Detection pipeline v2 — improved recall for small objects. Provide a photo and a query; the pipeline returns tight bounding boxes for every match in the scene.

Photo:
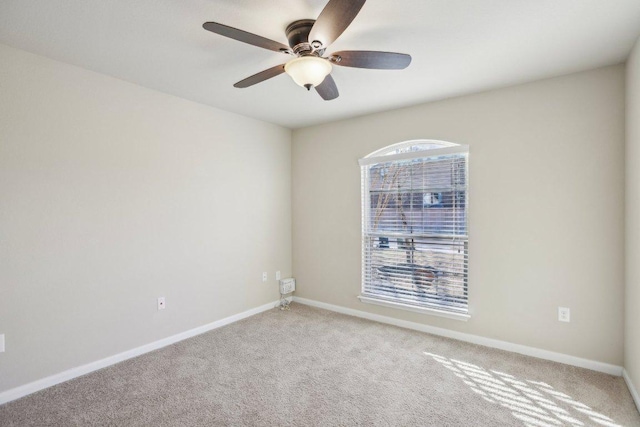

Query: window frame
[358,140,470,321]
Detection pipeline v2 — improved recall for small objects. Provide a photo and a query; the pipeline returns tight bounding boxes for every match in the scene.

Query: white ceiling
[1,0,640,129]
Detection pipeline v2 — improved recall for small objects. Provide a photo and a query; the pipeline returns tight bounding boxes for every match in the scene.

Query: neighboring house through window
[359,140,470,320]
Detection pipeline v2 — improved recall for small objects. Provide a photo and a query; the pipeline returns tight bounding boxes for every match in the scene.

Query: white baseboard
[0,299,282,406]
[1,296,628,408]
[623,369,640,413]
[293,297,623,377]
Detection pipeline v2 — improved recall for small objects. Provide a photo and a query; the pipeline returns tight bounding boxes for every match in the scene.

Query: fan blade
[331,51,411,69]
[315,74,339,100]
[203,22,290,54]
[234,64,286,88]
[309,0,366,48]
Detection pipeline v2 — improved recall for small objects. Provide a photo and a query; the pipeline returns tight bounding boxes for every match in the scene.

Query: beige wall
[626,37,640,391]
[0,44,292,393]
[292,65,626,365]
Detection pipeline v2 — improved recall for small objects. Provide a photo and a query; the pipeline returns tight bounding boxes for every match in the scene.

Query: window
[359,140,469,320]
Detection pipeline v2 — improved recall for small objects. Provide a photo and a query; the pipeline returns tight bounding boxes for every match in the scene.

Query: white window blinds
[360,142,469,315]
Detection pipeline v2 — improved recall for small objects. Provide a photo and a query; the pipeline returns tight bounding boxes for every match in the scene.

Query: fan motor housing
[285,19,317,55]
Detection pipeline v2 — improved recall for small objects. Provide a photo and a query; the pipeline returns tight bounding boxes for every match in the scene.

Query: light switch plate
[158,297,166,310]
[0,334,5,352]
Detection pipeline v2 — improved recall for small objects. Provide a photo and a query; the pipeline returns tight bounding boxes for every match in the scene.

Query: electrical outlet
[276,271,281,280]
[262,272,268,282]
[0,334,4,353]
[558,307,570,322]
[158,297,166,310]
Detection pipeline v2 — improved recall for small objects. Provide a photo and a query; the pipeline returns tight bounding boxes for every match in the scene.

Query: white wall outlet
[157,297,166,310]
[276,271,281,280]
[0,334,4,353]
[262,272,268,282]
[558,307,570,322]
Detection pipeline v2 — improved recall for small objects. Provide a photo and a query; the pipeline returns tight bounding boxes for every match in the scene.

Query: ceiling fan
[202,0,411,101]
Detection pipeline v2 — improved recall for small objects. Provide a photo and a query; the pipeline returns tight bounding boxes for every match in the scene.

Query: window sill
[357,295,470,322]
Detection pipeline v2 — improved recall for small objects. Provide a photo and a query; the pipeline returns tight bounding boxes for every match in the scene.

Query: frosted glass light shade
[284,56,332,88]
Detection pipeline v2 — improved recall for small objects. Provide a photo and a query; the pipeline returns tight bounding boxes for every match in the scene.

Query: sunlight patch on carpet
[424,352,620,427]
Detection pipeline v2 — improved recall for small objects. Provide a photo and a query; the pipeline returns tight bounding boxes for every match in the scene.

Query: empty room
[1,0,640,425]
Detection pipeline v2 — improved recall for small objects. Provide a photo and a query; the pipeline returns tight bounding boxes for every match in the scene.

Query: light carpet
[0,303,638,426]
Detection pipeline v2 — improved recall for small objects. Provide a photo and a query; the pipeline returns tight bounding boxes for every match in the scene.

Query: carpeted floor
[1,303,638,426]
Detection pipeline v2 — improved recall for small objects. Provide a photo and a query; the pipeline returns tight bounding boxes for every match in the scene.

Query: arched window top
[359,139,468,167]
[366,139,460,158]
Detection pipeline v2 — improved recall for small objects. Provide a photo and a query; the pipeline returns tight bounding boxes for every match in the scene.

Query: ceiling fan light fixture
[203,0,411,100]
[284,56,332,89]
